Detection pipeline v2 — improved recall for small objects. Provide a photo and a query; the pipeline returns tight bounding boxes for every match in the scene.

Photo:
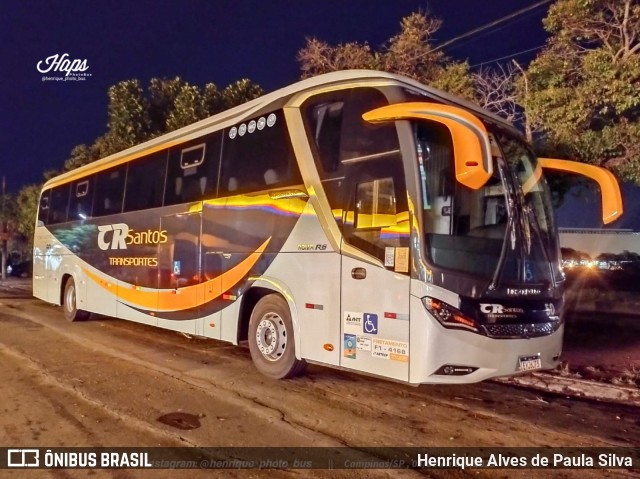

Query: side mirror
[363,102,492,190]
[539,158,623,224]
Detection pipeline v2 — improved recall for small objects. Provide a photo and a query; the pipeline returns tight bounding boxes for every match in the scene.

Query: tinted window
[94,165,126,216]
[343,156,409,265]
[302,88,398,180]
[68,178,94,221]
[124,151,167,212]
[165,132,222,206]
[38,190,50,224]
[219,111,301,195]
[301,88,399,213]
[49,185,70,224]
[355,178,397,230]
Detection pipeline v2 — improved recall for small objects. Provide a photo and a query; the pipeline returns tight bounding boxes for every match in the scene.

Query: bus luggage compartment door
[157,211,204,335]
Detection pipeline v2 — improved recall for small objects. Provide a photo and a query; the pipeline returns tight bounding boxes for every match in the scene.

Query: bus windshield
[415,121,561,289]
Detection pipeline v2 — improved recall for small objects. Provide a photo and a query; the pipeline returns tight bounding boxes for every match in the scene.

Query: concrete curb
[495,372,640,407]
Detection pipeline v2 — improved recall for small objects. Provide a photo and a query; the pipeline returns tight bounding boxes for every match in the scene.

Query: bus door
[157,211,204,334]
[339,158,411,382]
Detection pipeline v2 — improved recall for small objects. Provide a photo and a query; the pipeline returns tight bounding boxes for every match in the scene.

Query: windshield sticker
[394,247,409,273]
[343,334,356,359]
[385,247,395,267]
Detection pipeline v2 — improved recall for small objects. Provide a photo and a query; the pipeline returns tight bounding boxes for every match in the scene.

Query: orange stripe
[83,237,271,312]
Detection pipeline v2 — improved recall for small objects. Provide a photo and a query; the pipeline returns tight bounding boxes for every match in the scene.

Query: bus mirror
[363,102,492,190]
[539,158,623,224]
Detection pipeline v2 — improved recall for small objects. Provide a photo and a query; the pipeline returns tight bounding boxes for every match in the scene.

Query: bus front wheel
[63,277,90,322]
[248,295,305,379]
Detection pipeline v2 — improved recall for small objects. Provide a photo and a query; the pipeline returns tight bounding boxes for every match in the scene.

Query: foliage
[166,83,207,131]
[58,76,264,174]
[221,79,265,110]
[521,0,640,182]
[13,76,264,254]
[297,12,475,100]
[15,185,40,249]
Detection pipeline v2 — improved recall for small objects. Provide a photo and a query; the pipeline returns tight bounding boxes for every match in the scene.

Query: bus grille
[482,322,558,339]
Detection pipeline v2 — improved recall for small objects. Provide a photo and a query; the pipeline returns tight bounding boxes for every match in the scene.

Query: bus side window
[124,151,167,212]
[68,178,94,221]
[38,191,50,225]
[342,157,409,266]
[219,110,300,196]
[165,131,221,206]
[416,122,455,236]
[307,101,344,175]
[48,184,71,224]
[301,87,398,216]
[93,165,126,217]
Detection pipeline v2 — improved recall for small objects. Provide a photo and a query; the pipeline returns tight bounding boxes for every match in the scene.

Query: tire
[63,277,90,322]
[248,295,306,379]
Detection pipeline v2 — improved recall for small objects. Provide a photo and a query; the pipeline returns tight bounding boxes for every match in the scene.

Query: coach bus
[33,70,623,384]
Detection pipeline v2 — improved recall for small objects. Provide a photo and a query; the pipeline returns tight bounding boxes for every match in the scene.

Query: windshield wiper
[488,159,518,290]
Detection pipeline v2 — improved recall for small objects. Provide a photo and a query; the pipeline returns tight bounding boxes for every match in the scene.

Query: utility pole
[1,176,7,280]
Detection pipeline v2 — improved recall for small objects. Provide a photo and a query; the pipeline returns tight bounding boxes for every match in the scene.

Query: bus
[33,70,623,384]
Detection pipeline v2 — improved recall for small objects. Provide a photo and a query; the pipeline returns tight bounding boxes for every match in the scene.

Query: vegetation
[298,2,640,183]
[297,12,475,100]
[12,77,264,247]
[10,0,640,257]
[522,0,640,182]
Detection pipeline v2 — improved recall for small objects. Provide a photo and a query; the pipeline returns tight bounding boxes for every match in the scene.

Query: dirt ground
[0,279,638,478]
[560,311,640,386]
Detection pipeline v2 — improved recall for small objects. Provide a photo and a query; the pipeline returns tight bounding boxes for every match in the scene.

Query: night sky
[2,1,552,193]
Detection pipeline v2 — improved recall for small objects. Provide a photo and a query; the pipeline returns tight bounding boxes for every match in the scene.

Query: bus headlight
[422,297,482,334]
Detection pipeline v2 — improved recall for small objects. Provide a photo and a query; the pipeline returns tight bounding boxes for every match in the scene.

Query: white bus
[33,71,622,384]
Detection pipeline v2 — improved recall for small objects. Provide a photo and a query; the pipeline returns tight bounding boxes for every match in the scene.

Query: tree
[522,0,640,182]
[12,75,264,262]
[166,83,207,131]
[473,65,520,126]
[203,83,224,116]
[15,185,39,251]
[58,76,265,173]
[0,186,16,279]
[297,12,475,100]
[148,77,184,135]
[220,79,264,110]
[63,143,101,172]
[104,79,150,155]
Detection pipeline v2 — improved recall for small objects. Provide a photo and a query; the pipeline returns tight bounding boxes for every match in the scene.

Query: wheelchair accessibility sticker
[363,313,378,335]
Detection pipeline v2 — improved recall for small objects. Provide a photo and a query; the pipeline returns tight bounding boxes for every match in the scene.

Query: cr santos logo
[98,224,129,250]
[97,223,168,250]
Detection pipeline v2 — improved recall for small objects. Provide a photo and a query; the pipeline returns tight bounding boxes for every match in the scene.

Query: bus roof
[43,70,517,190]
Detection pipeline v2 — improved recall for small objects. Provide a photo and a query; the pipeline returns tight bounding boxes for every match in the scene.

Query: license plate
[518,355,542,371]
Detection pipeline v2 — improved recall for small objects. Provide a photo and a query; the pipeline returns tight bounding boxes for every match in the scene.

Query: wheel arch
[238,278,302,359]
[60,273,73,306]
[58,263,88,310]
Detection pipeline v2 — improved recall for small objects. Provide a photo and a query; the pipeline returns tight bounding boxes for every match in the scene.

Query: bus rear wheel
[63,277,90,322]
[248,295,305,379]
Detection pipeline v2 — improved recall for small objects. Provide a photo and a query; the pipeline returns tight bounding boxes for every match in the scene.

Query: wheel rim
[65,283,76,313]
[255,312,287,361]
